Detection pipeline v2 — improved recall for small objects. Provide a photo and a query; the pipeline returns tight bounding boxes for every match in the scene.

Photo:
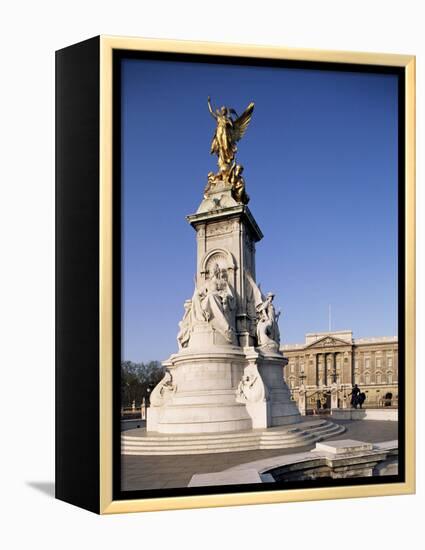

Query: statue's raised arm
[207,96,217,119]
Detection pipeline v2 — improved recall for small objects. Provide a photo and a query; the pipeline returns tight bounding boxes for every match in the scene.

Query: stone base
[147,344,301,434]
[147,345,252,434]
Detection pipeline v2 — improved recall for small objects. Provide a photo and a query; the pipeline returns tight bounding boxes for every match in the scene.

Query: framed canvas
[55,35,415,514]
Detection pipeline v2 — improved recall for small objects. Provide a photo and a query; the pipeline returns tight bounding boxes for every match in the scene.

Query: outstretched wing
[231,102,255,142]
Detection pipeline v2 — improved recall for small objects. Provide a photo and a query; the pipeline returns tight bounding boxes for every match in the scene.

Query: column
[306,354,314,386]
[346,350,353,387]
[318,354,324,387]
[324,353,328,386]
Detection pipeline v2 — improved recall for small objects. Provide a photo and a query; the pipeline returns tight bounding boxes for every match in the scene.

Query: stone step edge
[122,420,329,441]
[121,425,344,450]
[121,422,336,445]
[121,429,346,455]
[121,436,338,456]
[122,430,328,446]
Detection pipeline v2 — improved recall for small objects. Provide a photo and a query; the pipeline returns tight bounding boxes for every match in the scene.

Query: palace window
[376,373,382,384]
[376,358,381,368]
[387,357,393,368]
[388,372,393,384]
[365,373,371,385]
[365,357,370,369]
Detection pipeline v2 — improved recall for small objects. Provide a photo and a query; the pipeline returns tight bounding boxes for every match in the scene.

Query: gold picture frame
[56,35,415,514]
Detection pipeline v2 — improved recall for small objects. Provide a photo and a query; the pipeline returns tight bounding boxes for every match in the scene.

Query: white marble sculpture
[236,364,265,403]
[177,300,192,350]
[177,267,282,352]
[149,369,176,407]
[256,292,281,351]
[190,263,237,345]
[147,185,301,433]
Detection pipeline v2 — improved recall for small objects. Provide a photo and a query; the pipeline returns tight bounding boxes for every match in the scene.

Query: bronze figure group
[206,97,254,205]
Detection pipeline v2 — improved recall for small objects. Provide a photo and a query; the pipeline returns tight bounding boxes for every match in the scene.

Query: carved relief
[235,364,265,403]
[206,220,233,237]
[201,248,235,273]
[204,252,229,278]
[316,337,346,348]
[176,263,238,347]
[150,370,177,407]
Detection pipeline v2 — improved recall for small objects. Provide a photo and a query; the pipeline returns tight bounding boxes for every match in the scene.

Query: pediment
[305,335,352,349]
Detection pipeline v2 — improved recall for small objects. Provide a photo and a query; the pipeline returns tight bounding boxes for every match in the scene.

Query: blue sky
[121,58,398,362]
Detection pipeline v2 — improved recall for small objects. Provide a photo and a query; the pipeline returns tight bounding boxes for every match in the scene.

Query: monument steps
[259,424,345,449]
[124,433,261,445]
[125,419,327,443]
[121,420,345,455]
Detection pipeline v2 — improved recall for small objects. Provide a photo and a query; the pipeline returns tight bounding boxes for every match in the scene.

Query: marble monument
[147,97,302,434]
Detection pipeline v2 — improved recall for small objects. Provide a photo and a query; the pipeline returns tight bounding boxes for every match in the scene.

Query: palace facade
[281,330,398,411]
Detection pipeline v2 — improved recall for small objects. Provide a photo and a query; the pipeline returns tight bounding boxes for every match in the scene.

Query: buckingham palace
[281,330,398,412]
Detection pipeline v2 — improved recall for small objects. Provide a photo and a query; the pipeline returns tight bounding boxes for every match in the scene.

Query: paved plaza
[121,418,398,491]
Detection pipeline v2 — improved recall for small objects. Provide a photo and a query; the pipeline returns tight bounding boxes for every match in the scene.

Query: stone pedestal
[241,349,300,427]
[147,345,251,434]
[147,343,301,434]
[187,183,263,348]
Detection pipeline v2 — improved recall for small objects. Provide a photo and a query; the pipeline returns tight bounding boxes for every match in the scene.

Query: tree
[120,360,164,408]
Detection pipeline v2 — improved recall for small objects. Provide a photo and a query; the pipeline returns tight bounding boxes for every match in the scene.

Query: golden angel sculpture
[207,97,254,174]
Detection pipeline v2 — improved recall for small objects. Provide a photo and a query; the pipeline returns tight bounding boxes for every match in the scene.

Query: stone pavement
[121,418,398,491]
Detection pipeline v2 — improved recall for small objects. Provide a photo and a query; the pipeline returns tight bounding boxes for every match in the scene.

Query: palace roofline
[354,336,398,344]
[281,331,398,350]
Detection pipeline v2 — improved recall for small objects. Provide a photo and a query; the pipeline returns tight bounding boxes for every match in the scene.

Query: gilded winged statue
[207,97,254,174]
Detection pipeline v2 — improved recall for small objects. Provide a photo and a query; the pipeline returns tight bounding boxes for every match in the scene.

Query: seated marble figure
[177,264,237,348]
